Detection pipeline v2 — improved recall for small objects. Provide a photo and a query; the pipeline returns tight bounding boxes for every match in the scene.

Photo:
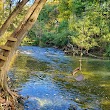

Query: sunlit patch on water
[20,50,32,55]
[19,75,82,110]
[9,46,110,110]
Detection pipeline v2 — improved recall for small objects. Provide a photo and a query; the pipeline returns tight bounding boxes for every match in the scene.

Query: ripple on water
[9,46,110,110]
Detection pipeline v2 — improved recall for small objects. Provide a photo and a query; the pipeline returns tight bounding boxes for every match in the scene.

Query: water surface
[9,46,110,110]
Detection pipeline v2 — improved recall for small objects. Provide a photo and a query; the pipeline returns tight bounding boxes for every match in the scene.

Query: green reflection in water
[10,55,50,88]
[55,57,110,109]
[10,54,110,110]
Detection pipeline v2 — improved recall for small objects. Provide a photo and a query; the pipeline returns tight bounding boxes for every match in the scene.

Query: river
[9,46,110,110]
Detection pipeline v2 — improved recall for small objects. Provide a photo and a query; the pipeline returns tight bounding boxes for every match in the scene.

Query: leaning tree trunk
[0,0,47,108]
[0,0,29,37]
[11,0,41,38]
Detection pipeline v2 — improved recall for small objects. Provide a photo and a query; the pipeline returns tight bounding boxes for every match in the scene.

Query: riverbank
[0,91,24,110]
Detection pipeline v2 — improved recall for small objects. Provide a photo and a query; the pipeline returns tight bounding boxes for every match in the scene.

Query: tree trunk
[11,0,41,38]
[0,0,29,37]
[0,0,47,109]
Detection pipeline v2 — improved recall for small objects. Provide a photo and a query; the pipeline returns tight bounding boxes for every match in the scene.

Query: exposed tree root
[0,88,24,110]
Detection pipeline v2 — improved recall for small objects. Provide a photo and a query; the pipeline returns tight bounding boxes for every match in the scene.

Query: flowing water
[9,46,110,110]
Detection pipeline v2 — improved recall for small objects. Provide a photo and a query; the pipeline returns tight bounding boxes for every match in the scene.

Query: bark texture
[0,0,47,109]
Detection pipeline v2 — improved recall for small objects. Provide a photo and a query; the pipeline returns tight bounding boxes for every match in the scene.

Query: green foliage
[0,32,12,45]
[70,16,98,50]
[40,32,55,47]
[22,26,40,46]
[0,0,3,10]
[21,36,32,46]
[69,0,109,55]
[105,44,110,57]
[25,3,70,48]
[1,0,108,57]
[39,31,69,48]
[58,20,68,32]
[38,4,57,23]
[54,31,69,48]
[28,30,36,39]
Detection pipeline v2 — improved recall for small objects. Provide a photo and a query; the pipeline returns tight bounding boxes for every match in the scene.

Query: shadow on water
[9,46,110,110]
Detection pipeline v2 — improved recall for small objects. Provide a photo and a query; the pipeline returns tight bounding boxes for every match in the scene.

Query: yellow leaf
[0,0,3,10]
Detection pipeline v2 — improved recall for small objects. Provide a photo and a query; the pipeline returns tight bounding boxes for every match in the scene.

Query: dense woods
[0,0,110,57]
[26,0,110,57]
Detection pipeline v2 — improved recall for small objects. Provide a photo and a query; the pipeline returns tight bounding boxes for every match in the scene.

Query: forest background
[0,0,110,57]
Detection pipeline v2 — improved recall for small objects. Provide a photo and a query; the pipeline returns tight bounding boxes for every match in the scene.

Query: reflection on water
[9,46,110,110]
